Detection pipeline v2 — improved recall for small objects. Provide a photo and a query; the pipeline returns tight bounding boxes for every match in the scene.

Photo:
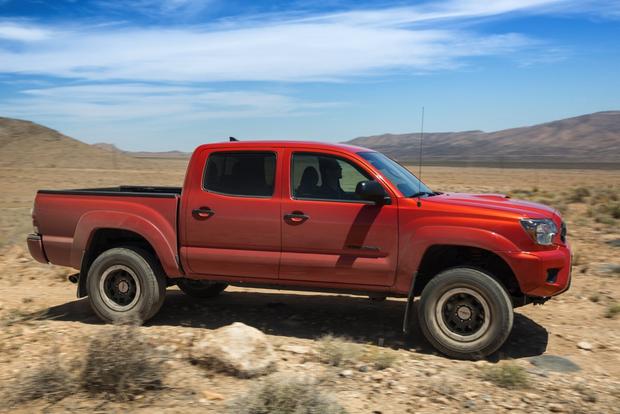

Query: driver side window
[291,153,371,201]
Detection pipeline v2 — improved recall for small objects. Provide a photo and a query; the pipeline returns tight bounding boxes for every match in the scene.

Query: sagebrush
[482,363,529,389]
[1,357,74,406]
[317,335,362,367]
[81,325,164,401]
[230,375,346,414]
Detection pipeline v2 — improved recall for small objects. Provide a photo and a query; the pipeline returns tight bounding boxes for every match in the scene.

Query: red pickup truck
[27,141,571,359]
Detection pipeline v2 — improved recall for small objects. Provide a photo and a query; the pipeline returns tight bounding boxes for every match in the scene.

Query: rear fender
[71,210,181,277]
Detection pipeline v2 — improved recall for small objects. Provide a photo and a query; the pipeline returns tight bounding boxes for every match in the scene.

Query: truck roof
[194,140,373,154]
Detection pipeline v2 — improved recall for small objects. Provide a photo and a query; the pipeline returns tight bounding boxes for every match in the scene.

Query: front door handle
[192,207,215,219]
[284,212,309,223]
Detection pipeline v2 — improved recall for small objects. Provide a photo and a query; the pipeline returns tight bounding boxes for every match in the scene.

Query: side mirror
[355,180,388,204]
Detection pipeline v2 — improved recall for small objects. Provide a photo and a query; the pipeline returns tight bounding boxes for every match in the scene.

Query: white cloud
[0,0,614,83]
[1,83,340,121]
[0,0,580,83]
[95,0,215,17]
[0,22,51,41]
[0,24,530,83]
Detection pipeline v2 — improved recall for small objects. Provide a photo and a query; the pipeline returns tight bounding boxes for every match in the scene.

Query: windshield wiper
[409,191,435,198]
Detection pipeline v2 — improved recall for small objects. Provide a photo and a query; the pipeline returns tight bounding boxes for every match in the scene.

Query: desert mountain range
[1,111,619,168]
[346,111,620,165]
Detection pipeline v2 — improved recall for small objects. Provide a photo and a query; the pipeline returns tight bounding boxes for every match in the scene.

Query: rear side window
[203,152,276,197]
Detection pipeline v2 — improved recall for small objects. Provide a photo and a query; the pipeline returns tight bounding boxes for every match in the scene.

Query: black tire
[417,267,513,360]
[177,279,228,299]
[87,246,166,324]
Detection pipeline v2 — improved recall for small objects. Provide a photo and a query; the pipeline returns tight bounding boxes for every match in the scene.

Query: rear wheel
[87,247,166,324]
[177,279,228,299]
[417,267,513,360]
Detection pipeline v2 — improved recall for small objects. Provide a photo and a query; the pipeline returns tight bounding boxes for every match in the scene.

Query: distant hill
[0,117,161,169]
[93,143,191,159]
[346,111,620,166]
[2,111,619,170]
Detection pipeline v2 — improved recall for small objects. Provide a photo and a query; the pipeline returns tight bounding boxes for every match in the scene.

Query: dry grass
[1,324,165,407]
[605,303,620,319]
[482,363,529,389]
[362,346,399,370]
[586,187,620,228]
[81,325,164,401]
[567,187,591,203]
[317,335,363,367]
[229,374,346,414]
[1,355,74,406]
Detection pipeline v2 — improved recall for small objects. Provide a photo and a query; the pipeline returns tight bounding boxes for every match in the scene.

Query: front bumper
[27,233,48,264]
[503,244,572,297]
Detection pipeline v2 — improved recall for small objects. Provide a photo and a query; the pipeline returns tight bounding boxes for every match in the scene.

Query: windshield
[358,152,432,197]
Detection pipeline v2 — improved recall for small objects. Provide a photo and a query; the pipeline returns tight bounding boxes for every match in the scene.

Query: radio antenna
[417,106,425,207]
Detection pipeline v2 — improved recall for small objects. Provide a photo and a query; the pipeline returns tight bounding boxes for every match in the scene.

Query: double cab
[27,141,571,359]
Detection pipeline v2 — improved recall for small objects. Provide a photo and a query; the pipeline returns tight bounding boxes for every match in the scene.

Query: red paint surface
[29,140,571,298]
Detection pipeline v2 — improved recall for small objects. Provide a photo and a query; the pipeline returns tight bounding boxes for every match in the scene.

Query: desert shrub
[553,201,569,215]
[230,375,346,414]
[363,346,398,370]
[605,303,620,319]
[588,188,620,226]
[482,363,529,389]
[594,214,616,226]
[1,356,73,406]
[81,325,163,401]
[317,335,362,367]
[510,189,535,198]
[573,383,597,403]
[567,187,591,203]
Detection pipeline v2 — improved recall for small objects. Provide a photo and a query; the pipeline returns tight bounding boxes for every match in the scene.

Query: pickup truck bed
[32,185,182,278]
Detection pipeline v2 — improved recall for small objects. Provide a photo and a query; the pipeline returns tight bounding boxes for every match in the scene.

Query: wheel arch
[77,227,169,297]
[412,244,522,298]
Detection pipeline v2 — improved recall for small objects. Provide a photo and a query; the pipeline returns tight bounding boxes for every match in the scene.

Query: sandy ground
[0,163,619,413]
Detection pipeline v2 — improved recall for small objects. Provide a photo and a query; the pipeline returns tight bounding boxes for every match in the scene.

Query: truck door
[280,149,399,286]
[181,148,282,279]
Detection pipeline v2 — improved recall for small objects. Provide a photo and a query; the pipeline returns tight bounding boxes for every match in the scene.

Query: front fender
[394,225,520,292]
[71,210,181,277]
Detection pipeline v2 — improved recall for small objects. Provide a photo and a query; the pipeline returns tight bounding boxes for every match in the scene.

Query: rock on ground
[192,322,277,378]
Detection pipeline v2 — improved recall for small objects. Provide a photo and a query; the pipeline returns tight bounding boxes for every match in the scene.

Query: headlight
[520,218,557,245]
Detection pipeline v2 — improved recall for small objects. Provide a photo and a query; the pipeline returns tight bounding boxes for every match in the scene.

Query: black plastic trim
[38,186,181,199]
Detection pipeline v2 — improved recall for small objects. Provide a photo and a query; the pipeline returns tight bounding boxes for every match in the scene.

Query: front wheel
[418,267,513,360]
[87,247,166,324]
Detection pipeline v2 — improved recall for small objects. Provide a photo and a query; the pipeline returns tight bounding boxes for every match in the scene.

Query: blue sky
[0,0,619,151]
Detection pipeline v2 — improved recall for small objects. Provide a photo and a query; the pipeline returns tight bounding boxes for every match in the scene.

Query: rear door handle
[284,212,309,223]
[192,207,215,219]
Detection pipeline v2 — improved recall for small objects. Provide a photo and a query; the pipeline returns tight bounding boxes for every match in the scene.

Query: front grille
[560,222,567,243]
